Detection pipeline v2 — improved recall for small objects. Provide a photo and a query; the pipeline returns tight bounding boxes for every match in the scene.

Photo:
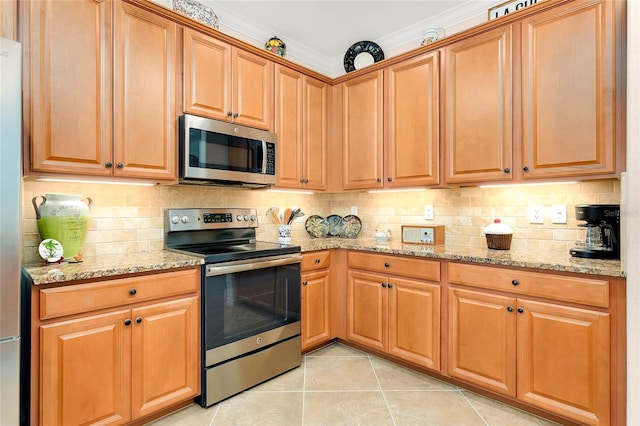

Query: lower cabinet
[35,268,200,426]
[346,252,441,370]
[301,251,331,351]
[447,262,612,426]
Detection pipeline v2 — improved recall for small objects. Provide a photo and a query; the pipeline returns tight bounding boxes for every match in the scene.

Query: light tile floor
[148,343,558,426]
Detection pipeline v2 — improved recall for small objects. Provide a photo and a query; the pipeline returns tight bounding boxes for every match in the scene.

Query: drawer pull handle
[384,262,390,268]
[124,319,132,326]
[507,306,514,312]
[511,279,519,286]
[517,307,524,314]
[315,259,321,263]
[387,283,393,289]
[136,317,143,324]
[381,283,387,288]
[129,288,137,295]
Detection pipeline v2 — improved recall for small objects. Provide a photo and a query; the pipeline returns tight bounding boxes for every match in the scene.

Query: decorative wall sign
[488,0,546,21]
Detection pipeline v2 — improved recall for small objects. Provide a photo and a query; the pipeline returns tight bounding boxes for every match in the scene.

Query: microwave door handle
[259,140,266,173]
[206,255,302,277]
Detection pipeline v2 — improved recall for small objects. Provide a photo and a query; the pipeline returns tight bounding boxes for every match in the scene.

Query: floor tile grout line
[207,400,220,426]
[459,389,490,426]
[301,354,307,426]
[368,354,398,426]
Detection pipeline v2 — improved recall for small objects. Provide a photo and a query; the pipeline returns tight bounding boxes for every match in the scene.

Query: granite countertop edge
[24,238,624,285]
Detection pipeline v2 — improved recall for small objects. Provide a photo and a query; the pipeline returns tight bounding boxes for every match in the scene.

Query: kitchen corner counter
[24,251,204,285]
[293,237,624,278]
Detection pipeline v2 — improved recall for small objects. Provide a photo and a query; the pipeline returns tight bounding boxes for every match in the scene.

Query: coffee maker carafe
[570,204,620,259]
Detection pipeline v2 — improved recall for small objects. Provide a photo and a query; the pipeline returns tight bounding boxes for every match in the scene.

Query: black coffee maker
[570,204,620,259]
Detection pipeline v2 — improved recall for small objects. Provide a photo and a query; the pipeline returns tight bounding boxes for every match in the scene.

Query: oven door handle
[205,255,302,277]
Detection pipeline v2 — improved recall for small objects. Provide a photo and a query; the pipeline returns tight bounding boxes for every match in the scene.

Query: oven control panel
[166,208,258,232]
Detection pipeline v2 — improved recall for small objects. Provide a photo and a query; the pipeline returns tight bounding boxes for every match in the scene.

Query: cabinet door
[302,76,329,190]
[517,299,610,425]
[131,296,199,419]
[113,2,177,181]
[448,288,517,397]
[342,71,384,190]
[444,26,512,184]
[28,0,113,175]
[385,52,439,187]
[301,270,331,351]
[346,270,386,351]
[521,1,616,179]
[275,65,303,188]
[388,277,440,370]
[40,309,132,426]
[232,48,274,130]
[182,28,232,121]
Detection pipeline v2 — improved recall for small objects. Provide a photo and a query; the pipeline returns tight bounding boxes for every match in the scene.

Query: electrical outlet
[551,204,567,224]
[350,206,358,215]
[528,205,544,224]
[424,205,434,220]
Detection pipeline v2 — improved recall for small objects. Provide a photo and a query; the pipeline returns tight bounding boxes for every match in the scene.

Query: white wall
[626,1,639,423]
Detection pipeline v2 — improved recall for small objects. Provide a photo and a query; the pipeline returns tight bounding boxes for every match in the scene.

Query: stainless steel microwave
[179,114,277,187]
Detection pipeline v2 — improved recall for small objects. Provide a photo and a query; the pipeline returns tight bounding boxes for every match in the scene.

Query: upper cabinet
[385,51,440,187]
[443,26,513,185]
[25,0,177,182]
[520,0,617,179]
[275,65,329,190]
[182,28,274,131]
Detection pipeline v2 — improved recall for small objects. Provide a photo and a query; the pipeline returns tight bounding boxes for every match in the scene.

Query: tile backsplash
[21,179,620,263]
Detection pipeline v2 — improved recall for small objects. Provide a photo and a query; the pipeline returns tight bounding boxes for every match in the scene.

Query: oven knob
[250,215,256,221]
[236,215,244,221]
[256,337,263,345]
[181,216,189,223]
[244,215,250,221]
[171,216,180,224]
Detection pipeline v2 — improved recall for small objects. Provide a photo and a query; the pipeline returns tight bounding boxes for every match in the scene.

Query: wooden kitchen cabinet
[182,27,274,130]
[384,51,440,187]
[447,262,611,425]
[443,25,513,184]
[520,0,617,179]
[347,252,440,370]
[342,71,384,190]
[35,268,200,426]
[275,65,328,190]
[25,0,177,181]
[301,251,331,351]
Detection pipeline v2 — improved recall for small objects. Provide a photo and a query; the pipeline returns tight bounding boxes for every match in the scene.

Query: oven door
[203,255,301,366]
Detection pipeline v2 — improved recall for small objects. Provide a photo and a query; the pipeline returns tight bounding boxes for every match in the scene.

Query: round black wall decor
[343,41,385,73]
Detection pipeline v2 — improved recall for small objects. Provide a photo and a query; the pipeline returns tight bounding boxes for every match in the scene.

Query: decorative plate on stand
[343,41,385,73]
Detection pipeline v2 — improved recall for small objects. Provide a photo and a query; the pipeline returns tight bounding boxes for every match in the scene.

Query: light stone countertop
[24,237,624,286]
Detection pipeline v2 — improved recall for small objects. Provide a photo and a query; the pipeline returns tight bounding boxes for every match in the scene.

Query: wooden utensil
[271,209,281,224]
[283,208,292,225]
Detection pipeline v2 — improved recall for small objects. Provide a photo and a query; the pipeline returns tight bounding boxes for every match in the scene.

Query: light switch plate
[424,205,434,220]
[551,204,567,224]
[529,205,544,224]
[350,206,358,215]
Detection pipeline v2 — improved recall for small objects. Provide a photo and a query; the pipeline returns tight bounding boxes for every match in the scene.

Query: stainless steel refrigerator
[0,37,23,426]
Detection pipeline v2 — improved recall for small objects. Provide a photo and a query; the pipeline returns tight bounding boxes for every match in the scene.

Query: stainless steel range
[165,208,302,407]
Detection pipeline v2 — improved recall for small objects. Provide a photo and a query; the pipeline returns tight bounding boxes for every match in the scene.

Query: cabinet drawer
[447,262,609,308]
[40,268,200,320]
[348,251,440,282]
[301,250,330,271]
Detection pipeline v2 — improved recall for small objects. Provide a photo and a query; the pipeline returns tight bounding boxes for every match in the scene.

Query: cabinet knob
[384,262,390,268]
[136,317,143,324]
[387,177,392,182]
[381,283,387,288]
[387,283,393,289]
[227,111,233,117]
[303,281,308,286]
[376,178,382,183]
[511,279,519,286]
[523,166,530,172]
[124,319,132,326]
[233,113,239,118]
[105,161,113,168]
[304,179,309,183]
[517,307,524,314]
[504,168,510,173]
[129,288,137,295]
[507,306,514,312]
[300,179,305,184]
[116,162,123,169]
[315,259,321,263]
